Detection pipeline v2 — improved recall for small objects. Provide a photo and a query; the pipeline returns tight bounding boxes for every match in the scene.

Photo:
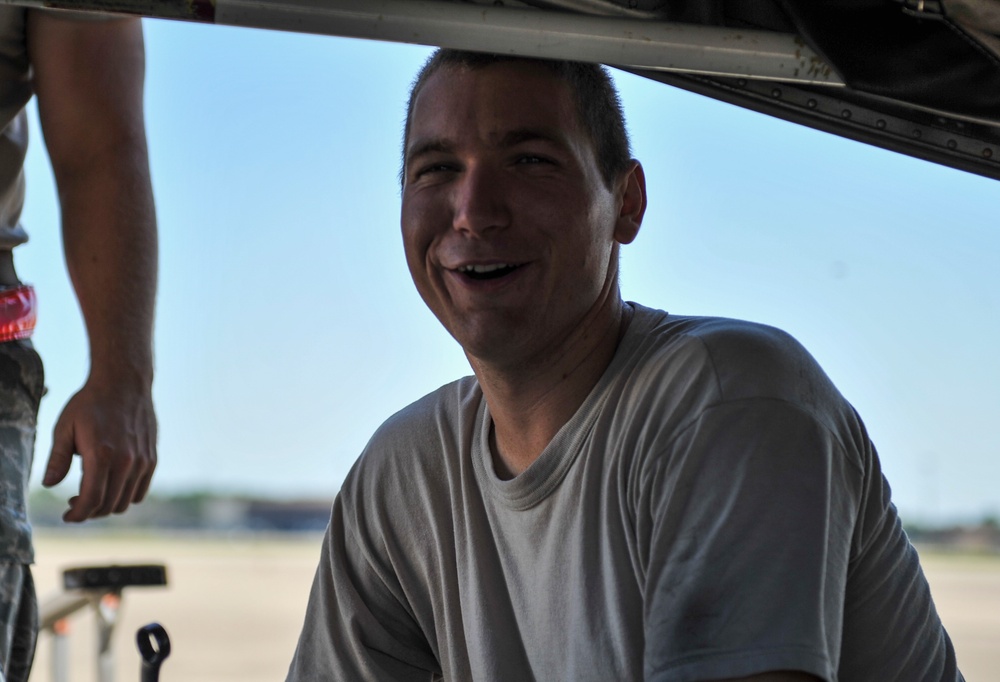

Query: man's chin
[452,325,535,371]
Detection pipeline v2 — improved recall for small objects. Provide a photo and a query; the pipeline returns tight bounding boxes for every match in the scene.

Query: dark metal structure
[3,0,998,179]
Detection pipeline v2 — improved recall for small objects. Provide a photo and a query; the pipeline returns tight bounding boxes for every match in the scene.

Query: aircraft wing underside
[5,0,999,179]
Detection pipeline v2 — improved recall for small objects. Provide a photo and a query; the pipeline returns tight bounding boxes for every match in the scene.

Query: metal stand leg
[96,593,121,682]
[51,619,71,682]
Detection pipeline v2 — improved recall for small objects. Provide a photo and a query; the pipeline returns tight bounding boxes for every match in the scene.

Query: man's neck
[471,297,634,480]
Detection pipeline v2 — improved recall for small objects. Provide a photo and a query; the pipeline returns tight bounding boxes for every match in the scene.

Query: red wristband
[0,285,36,343]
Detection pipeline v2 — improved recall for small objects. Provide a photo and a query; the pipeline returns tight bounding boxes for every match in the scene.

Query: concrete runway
[26,533,998,681]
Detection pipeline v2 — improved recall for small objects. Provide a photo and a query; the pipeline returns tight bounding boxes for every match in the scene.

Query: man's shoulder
[629,306,843,412]
[372,375,480,447]
[636,306,803,354]
[343,375,480,488]
[337,376,481,543]
[623,306,867,477]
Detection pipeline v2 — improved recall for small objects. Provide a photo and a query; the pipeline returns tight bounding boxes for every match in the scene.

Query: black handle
[137,623,171,682]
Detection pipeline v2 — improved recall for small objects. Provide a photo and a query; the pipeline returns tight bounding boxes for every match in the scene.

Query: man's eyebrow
[406,128,570,164]
[405,138,455,165]
[497,128,569,150]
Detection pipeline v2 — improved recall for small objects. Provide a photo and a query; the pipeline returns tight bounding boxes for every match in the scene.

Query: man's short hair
[402,49,633,188]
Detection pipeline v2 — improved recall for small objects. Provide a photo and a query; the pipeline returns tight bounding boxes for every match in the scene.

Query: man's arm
[640,393,856,682]
[27,11,158,522]
[289,494,439,681]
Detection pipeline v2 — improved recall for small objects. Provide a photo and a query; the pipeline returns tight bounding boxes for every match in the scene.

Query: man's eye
[516,155,548,165]
[416,163,455,177]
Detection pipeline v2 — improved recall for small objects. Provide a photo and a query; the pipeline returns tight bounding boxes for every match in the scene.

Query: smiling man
[288,50,963,682]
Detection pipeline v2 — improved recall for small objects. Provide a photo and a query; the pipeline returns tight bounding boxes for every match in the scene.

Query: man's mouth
[456,263,522,281]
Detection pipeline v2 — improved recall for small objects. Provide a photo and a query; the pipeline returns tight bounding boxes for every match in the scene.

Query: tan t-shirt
[0,6,32,252]
[288,305,963,681]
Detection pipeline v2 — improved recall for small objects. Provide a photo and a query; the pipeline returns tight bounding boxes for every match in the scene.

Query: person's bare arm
[27,11,158,522]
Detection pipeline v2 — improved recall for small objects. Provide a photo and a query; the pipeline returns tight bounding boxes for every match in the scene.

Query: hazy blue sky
[18,19,1000,523]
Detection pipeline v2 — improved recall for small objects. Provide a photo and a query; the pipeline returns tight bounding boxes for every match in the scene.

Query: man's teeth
[460,264,513,274]
[458,263,519,280]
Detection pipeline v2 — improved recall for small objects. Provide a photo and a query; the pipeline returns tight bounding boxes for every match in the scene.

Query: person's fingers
[123,419,157,507]
[63,445,112,522]
[132,442,156,504]
[112,460,144,514]
[133,470,153,504]
[94,446,136,517]
[117,424,156,512]
[133,452,155,504]
[43,418,75,487]
[113,491,134,514]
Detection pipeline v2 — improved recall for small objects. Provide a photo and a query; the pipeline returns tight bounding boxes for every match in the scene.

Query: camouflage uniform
[0,339,43,682]
[0,6,46,680]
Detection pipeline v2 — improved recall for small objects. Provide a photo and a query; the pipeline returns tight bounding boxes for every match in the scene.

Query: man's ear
[613,160,646,246]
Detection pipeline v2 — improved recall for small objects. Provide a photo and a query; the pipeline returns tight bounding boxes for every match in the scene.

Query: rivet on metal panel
[876,120,887,129]
[806,99,817,109]
[984,148,994,159]
[840,109,851,119]
[737,79,747,87]
[947,140,957,150]
[771,88,782,98]
[913,129,923,138]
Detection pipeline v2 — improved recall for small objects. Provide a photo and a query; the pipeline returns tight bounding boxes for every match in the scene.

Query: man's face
[401,62,642,368]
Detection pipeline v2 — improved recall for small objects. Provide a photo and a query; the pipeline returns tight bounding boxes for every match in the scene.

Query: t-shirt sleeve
[640,399,862,682]
[286,493,440,681]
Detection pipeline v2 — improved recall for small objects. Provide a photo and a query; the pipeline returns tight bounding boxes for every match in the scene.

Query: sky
[17,18,1000,524]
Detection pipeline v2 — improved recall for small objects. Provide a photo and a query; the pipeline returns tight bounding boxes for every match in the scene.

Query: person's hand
[41,380,157,522]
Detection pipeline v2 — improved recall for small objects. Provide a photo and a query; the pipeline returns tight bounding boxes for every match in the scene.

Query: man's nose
[451,165,509,236]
